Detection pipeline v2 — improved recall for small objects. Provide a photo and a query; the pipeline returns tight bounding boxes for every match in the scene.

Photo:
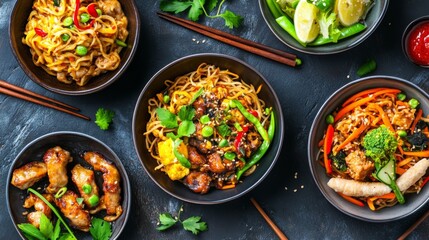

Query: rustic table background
[1,0,429,239]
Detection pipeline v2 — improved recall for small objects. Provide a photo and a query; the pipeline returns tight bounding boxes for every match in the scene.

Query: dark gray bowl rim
[258,0,390,55]
[132,53,284,204]
[8,0,141,95]
[308,75,429,222]
[402,15,429,67]
[6,131,131,239]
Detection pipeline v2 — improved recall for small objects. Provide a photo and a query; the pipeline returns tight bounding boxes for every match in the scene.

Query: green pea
[200,115,210,124]
[163,95,170,104]
[326,114,334,124]
[88,195,99,207]
[224,152,236,160]
[82,184,92,194]
[397,130,407,138]
[80,13,90,23]
[96,9,102,16]
[61,33,70,42]
[397,93,406,101]
[76,45,88,56]
[63,17,73,27]
[219,139,229,147]
[115,39,127,47]
[202,126,214,137]
[409,98,420,109]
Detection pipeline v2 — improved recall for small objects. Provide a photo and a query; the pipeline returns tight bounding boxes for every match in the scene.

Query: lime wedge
[336,0,364,26]
[294,0,320,43]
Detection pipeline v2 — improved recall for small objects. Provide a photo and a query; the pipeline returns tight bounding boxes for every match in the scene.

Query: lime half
[294,0,320,43]
[336,0,364,26]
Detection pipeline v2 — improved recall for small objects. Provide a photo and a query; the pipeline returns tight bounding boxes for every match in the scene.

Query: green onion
[219,139,229,147]
[63,17,73,27]
[224,152,236,160]
[397,93,406,101]
[115,39,127,47]
[82,184,92,194]
[80,13,90,23]
[61,33,70,42]
[55,187,67,198]
[76,45,88,56]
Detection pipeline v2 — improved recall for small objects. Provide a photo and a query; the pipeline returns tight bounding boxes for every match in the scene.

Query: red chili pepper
[323,124,334,174]
[234,125,249,150]
[421,176,429,188]
[34,27,47,37]
[87,3,99,17]
[73,0,95,30]
[249,110,258,118]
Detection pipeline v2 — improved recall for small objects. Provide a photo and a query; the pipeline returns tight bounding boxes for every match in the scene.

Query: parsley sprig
[160,0,243,29]
[157,206,208,235]
[95,108,115,130]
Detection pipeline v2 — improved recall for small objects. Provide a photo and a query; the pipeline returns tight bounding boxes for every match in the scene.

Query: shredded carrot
[342,88,386,107]
[221,184,236,190]
[323,124,334,174]
[398,144,405,156]
[398,157,414,167]
[396,167,406,175]
[396,101,409,107]
[403,151,429,157]
[371,116,381,126]
[335,96,374,122]
[335,123,367,153]
[318,139,324,148]
[367,198,376,211]
[338,193,365,207]
[372,104,394,132]
[411,108,423,133]
[370,192,396,201]
[372,88,401,98]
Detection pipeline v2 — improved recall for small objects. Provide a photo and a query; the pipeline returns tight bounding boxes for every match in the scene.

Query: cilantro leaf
[160,0,192,13]
[178,120,196,137]
[217,123,231,137]
[206,0,218,12]
[182,216,208,235]
[95,108,115,130]
[188,0,204,21]
[90,218,112,240]
[220,10,243,29]
[157,213,177,231]
[58,233,74,240]
[18,223,47,240]
[39,213,54,239]
[51,220,61,240]
[156,108,178,128]
[178,105,195,121]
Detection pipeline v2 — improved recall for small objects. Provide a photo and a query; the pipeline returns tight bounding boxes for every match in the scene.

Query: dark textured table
[1,0,429,239]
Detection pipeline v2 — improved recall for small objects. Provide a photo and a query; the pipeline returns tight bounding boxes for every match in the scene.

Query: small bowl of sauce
[403,16,429,67]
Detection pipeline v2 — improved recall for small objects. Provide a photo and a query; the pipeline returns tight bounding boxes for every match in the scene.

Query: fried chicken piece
[43,146,72,194]
[11,161,47,190]
[183,171,211,194]
[71,164,100,208]
[55,190,91,232]
[83,152,122,221]
[23,193,53,228]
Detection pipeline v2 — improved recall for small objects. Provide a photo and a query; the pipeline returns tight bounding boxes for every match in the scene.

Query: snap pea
[173,139,191,168]
[275,16,306,47]
[266,0,283,19]
[357,59,377,77]
[236,111,275,180]
[309,23,367,46]
[232,100,269,142]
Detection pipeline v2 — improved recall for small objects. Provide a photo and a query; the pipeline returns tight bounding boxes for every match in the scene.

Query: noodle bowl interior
[23,0,128,86]
[144,63,275,194]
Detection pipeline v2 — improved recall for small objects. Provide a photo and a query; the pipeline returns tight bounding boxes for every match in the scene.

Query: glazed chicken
[23,193,53,228]
[55,190,91,232]
[43,146,73,194]
[11,161,47,190]
[71,164,100,208]
[83,151,122,221]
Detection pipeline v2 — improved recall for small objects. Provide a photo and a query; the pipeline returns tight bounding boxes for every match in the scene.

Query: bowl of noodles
[9,0,140,95]
[308,76,429,222]
[132,53,284,204]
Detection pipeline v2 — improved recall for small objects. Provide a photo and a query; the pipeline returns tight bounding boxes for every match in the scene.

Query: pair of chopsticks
[157,12,300,67]
[397,208,429,240]
[0,80,90,121]
[250,198,288,240]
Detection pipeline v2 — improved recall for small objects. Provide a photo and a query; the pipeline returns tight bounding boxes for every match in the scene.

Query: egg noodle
[23,0,128,86]
[144,63,272,193]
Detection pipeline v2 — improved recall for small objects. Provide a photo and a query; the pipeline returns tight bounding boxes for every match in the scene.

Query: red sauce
[407,21,429,65]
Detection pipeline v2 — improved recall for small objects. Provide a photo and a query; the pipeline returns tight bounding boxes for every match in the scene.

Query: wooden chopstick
[250,198,288,240]
[397,208,429,240]
[0,80,90,121]
[157,12,298,67]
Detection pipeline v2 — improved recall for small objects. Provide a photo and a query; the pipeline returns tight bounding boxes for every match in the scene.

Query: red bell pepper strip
[87,3,99,17]
[34,28,47,37]
[323,124,334,174]
[248,110,259,118]
[234,125,249,150]
[73,0,95,30]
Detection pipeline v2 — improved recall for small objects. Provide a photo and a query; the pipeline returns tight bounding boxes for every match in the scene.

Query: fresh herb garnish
[357,59,377,77]
[157,206,208,235]
[95,108,115,130]
[216,123,231,137]
[156,108,179,128]
[160,0,243,29]
[18,212,64,240]
[89,218,112,240]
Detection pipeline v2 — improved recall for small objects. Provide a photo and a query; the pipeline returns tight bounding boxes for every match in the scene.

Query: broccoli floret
[362,125,405,204]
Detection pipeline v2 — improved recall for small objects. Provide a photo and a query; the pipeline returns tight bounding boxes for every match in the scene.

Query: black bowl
[6,131,131,239]
[402,15,429,67]
[132,53,284,204]
[9,0,140,95]
[308,76,429,222]
[258,0,389,55]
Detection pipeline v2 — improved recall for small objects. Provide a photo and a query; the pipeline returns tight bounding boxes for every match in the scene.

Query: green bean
[173,139,191,168]
[236,111,275,180]
[309,23,366,46]
[232,100,269,142]
[275,16,306,47]
[357,59,376,77]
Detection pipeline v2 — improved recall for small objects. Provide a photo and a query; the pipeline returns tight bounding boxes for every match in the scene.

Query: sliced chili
[234,125,249,150]
[421,176,429,188]
[87,3,99,17]
[35,27,47,37]
[323,124,334,174]
[73,0,95,30]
